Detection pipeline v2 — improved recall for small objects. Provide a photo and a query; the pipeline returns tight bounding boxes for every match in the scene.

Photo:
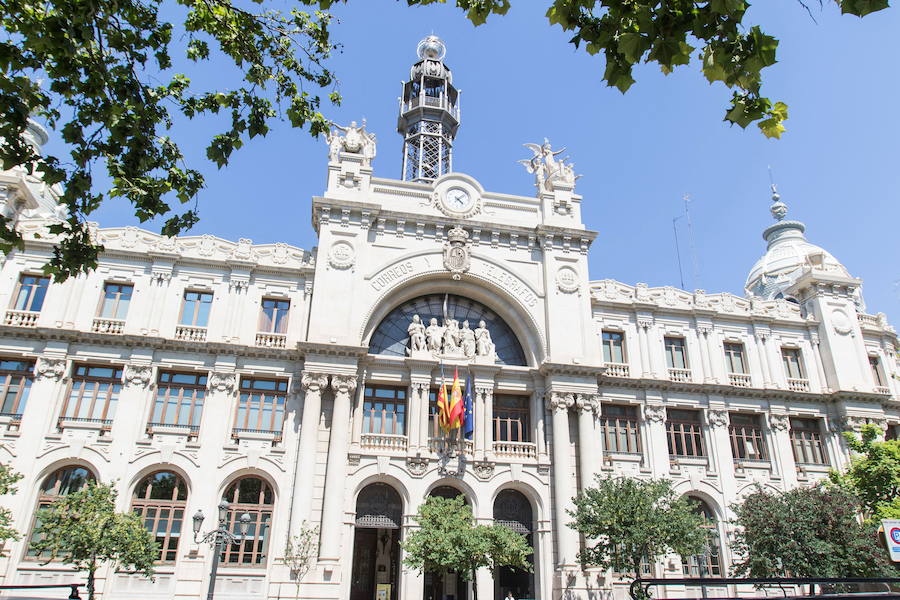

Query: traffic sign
[882,519,900,562]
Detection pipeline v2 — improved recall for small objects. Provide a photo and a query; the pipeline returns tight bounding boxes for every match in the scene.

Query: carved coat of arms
[443,226,470,280]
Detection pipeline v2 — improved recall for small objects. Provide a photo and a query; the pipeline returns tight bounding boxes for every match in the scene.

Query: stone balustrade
[604,362,630,377]
[91,317,125,334]
[4,310,39,328]
[787,377,810,392]
[492,440,537,460]
[360,433,408,452]
[175,325,207,342]
[668,368,692,382]
[728,373,751,388]
[255,332,287,348]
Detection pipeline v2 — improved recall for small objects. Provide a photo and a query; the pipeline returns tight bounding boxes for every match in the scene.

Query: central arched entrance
[351,483,403,600]
[493,489,535,598]
[424,486,470,600]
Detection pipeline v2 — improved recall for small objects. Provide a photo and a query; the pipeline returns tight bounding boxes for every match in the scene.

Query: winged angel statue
[519,138,580,192]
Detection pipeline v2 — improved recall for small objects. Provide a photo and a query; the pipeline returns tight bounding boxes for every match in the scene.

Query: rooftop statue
[325,119,377,165]
[520,138,579,192]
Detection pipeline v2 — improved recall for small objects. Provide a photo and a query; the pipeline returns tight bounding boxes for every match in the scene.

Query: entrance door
[350,528,378,600]
[423,571,469,600]
[351,484,403,600]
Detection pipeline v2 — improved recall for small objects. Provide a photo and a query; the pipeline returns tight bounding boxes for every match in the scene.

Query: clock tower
[397,35,460,182]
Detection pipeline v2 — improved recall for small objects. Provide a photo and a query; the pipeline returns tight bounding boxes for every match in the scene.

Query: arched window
[27,466,94,557]
[368,294,527,366]
[221,477,274,565]
[429,485,467,503]
[682,498,722,576]
[131,471,187,563]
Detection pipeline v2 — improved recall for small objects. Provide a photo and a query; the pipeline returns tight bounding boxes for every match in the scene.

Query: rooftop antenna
[684,194,701,290]
[672,213,686,290]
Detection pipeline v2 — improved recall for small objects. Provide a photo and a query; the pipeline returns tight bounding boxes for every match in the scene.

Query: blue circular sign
[890,527,900,544]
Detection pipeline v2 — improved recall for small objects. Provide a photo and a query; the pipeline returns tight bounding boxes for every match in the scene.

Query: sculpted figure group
[407,314,495,359]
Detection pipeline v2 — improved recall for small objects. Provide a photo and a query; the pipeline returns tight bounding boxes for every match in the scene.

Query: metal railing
[630,576,900,600]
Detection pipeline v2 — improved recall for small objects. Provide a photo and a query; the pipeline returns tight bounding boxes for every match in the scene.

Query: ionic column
[547,392,577,568]
[291,372,328,528]
[416,382,431,451]
[350,371,367,453]
[576,394,599,487]
[767,413,797,487]
[319,374,358,561]
[705,408,730,477]
[642,403,670,476]
[636,317,653,377]
[531,383,548,461]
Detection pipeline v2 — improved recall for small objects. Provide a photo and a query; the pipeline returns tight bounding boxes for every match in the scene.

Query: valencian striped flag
[437,378,450,432]
[447,368,465,430]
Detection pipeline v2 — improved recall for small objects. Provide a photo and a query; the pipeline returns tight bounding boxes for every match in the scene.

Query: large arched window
[682,498,722,576]
[221,477,274,565]
[27,466,95,557]
[131,471,187,563]
[368,294,527,366]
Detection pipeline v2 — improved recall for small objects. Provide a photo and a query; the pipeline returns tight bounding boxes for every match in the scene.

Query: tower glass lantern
[398,35,460,182]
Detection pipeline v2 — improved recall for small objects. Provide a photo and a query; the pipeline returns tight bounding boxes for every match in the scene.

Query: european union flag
[463,374,474,439]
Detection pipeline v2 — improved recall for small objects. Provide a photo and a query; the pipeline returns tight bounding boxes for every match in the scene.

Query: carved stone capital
[301,372,329,393]
[707,409,729,429]
[697,325,713,336]
[35,357,66,381]
[331,374,358,395]
[124,364,153,388]
[208,371,237,394]
[575,394,599,415]
[643,404,665,423]
[410,381,430,396]
[636,318,654,330]
[768,413,789,432]
[545,392,574,412]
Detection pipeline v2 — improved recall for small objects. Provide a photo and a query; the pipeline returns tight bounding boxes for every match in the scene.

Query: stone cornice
[539,361,606,379]
[296,341,368,359]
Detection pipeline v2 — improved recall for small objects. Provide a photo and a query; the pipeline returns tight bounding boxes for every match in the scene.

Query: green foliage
[568,475,706,577]
[401,495,532,581]
[830,424,900,522]
[397,0,889,138]
[31,482,158,600]
[0,463,23,544]
[731,484,897,578]
[1,0,339,280]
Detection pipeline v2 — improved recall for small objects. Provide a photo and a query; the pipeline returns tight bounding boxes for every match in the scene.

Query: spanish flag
[437,379,450,432]
[447,368,464,430]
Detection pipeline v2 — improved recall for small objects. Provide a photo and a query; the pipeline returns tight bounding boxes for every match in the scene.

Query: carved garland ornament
[555,266,580,293]
[768,414,789,431]
[124,364,153,388]
[208,372,237,394]
[36,357,66,380]
[328,240,355,269]
[707,409,729,429]
[643,405,666,423]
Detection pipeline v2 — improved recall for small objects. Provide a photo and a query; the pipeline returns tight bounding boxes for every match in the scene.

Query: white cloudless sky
[46,1,900,324]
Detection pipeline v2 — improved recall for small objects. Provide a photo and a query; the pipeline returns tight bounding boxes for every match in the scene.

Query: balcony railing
[728,373,752,388]
[428,437,474,454]
[605,362,630,377]
[92,317,125,334]
[787,378,810,392]
[668,368,692,382]
[857,313,880,328]
[4,309,39,328]
[361,433,408,452]
[146,422,200,438]
[875,386,891,395]
[231,427,282,443]
[175,325,207,342]
[255,332,287,349]
[492,440,537,460]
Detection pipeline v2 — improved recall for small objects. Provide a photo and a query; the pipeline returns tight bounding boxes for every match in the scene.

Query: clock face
[444,187,473,212]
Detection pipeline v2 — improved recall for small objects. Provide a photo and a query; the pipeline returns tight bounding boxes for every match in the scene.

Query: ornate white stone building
[0,36,896,600]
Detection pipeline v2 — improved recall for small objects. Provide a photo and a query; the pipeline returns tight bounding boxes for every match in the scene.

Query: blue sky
[46,1,900,324]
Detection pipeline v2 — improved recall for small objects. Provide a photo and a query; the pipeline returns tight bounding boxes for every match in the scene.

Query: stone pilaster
[547,391,577,568]
[291,372,328,527]
[576,393,599,487]
[319,374,358,562]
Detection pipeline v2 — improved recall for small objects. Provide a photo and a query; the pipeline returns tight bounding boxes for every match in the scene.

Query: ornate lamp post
[193,500,252,600]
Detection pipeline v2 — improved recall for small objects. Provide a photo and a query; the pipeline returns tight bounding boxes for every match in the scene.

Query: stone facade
[0,37,896,600]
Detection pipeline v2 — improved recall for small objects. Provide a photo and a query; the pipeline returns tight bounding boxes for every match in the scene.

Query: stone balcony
[92,317,125,334]
[175,325,207,342]
[668,368,692,383]
[492,440,536,460]
[728,373,751,388]
[4,309,39,328]
[875,386,891,395]
[604,362,630,377]
[787,377,810,392]
[255,332,287,348]
[360,433,408,453]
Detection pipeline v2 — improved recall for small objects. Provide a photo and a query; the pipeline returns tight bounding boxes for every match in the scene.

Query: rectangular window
[0,359,34,418]
[180,291,213,327]
[724,342,747,374]
[666,409,704,457]
[781,347,805,379]
[789,417,827,465]
[12,275,49,312]
[494,395,530,443]
[729,413,767,461]
[600,404,641,454]
[602,331,625,364]
[869,356,885,387]
[664,337,688,369]
[150,372,207,432]
[234,377,287,437]
[98,283,133,319]
[362,386,407,435]
[61,365,123,426]
[258,298,289,333]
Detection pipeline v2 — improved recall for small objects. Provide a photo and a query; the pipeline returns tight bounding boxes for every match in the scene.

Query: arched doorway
[351,483,403,600]
[424,485,469,600]
[682,497,722,576]
[493,490,535,599]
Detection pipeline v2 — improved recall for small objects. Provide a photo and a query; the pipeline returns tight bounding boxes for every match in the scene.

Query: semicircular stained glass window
[368,294,527,366]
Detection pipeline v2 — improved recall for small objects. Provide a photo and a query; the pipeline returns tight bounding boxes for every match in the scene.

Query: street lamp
[193,500,252,600]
